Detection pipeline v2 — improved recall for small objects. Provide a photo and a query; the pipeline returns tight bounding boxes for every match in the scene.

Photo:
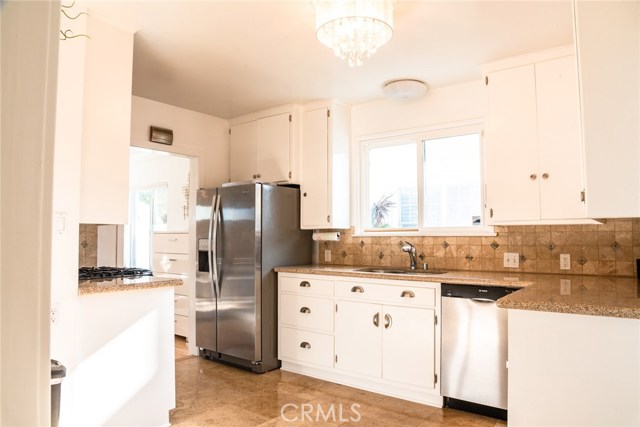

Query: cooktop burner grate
[79,267,153,280]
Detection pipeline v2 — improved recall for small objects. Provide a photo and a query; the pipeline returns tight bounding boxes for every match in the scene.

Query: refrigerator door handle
[212,193,222,298]
[207,194,216,297]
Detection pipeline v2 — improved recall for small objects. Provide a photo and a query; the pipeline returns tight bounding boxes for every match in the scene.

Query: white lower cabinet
[278,273,441,407]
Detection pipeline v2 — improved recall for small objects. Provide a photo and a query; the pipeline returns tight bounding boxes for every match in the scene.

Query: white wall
[1,1,59,425]
[349,80,484,226]
[130,96,230,188]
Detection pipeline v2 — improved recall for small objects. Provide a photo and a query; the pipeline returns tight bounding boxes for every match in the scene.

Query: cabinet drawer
[174,294,189,317]
[153,253,190,275]
[280,275,334,296]
[279,327,334,368]
[153,233,189,254]
[174,314,188,337]
[280,294,334,332]
[335,281,436,307]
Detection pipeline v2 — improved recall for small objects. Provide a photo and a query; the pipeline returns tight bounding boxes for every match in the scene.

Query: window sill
[353,226,496,238]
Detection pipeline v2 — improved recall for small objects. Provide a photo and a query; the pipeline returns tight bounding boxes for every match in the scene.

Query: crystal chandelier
[314,0,394,67]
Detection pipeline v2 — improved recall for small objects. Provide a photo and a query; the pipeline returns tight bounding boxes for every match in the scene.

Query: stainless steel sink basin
[354,267,448,275]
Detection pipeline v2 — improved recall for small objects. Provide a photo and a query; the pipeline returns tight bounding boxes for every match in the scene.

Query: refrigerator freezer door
[195,188,217,352]
[217,183,262,363]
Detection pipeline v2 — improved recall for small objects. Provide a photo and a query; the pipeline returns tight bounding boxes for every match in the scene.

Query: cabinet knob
[300,307,311,314]
[373,312,380,327]
[351,286,364,293]
[529,173,537,181]
[299,281,311,288]
[300,341,311,349]
[303,192,307,197]
[401,290,415,298]
[252,174,257,179]
[256,174,261,178]
[542,173,549,180]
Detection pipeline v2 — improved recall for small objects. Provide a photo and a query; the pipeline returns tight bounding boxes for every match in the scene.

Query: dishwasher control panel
[441,283,520,301]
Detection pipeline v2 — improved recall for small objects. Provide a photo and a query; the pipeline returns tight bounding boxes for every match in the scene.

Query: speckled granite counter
[78,275,183,295]
[275,265,640,319]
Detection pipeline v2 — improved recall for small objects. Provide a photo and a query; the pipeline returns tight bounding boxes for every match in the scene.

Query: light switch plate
[560,254,570,270]
[504,252,520,268]
[324,250,331,262]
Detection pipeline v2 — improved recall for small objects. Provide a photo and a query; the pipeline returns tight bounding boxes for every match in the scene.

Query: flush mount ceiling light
[314,0,394,67]
[383,79,429,100]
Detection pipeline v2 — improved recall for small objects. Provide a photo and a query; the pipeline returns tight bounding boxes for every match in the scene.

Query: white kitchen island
[75,276,181,426]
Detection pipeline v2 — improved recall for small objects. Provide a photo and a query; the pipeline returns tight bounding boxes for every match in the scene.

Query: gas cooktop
[79,267,153,280]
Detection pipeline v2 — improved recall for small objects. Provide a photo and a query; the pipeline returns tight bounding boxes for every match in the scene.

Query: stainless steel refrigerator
[196,183,311,373]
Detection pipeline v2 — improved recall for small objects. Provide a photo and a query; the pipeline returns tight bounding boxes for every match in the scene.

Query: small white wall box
[150,126,174,145]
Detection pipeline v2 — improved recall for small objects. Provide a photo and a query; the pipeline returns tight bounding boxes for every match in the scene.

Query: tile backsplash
[319,219,640,277]
[79,224,98,267]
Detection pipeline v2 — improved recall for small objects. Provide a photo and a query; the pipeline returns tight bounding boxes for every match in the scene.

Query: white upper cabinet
[300,101,350,230]
[573,0,640,218]
[229,106,298,183]
[79,14,134,224]
[484,49,585,224]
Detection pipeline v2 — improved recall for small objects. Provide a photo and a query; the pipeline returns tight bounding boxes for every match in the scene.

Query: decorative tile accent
[519,254,527,262]
[611,241,621,251]
[465,254,474,261]
[419,253,426,261]
[360,240,365,247]
[81,240,89,248]
[578,256,589,265]
[442,241,450,249]
[490,241,499,250]
[547,243,555,251]
[341,250,347,258]
[377,251,385,259]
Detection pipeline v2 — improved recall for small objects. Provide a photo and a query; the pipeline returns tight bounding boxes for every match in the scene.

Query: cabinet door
[335,300,382,377]
[485,65,540,222]
[535,56,585,219]
[256,113,291,182]
[79,15,133,224]
[382,306,435,389]
[300,108,330,229]
[229,121,257,182]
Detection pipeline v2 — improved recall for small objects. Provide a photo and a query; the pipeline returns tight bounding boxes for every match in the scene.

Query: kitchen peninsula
[74,275,181,426]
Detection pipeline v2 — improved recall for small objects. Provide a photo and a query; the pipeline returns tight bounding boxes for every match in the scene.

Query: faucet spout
[401,241,418,270]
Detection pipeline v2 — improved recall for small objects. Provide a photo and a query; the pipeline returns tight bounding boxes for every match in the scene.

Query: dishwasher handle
[471,298,496,303]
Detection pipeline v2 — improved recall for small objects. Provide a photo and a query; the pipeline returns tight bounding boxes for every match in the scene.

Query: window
[360,126,490,236]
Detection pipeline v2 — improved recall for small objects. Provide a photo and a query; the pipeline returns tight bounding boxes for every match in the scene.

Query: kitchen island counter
[275,265,640,319]
[78,275,182,295]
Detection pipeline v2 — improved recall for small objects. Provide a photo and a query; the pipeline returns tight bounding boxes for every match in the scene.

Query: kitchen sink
[354,267,448,275]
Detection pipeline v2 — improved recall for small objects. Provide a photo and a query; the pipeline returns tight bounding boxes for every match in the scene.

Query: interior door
[217,183,261,362]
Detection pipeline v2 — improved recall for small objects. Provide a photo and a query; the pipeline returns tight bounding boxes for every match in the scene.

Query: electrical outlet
[324,250,331,262]
[503,252,520,268]
[560,279,571,295]
[560,254,570,270]
[50,305,59,326]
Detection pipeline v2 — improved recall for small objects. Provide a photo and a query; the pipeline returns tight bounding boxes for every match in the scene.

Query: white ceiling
[87,0,574,119]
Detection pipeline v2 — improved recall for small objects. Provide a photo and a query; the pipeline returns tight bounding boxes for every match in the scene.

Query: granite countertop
[78,275,183,295]
[275,265,640,319]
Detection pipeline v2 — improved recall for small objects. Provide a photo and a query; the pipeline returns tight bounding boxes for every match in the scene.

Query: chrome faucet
[401,241,418,270]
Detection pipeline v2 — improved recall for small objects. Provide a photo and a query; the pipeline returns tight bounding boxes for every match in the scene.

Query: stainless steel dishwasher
[441,283,520,420]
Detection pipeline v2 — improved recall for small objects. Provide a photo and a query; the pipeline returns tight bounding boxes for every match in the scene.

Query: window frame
[355,122,495,237]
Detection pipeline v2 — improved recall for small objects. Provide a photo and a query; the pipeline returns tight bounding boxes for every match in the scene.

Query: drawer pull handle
[401,290,415,298]
[169,258,178,262]
[169,238,178,242]
[351,286,364,293]
[373,312,379,327]
[300,342,311,349]
[299,281,311,288]
[300,307,311,314]
[384,313,392,329]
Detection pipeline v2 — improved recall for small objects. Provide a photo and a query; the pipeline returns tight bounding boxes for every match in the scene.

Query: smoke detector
[383,79,428,100]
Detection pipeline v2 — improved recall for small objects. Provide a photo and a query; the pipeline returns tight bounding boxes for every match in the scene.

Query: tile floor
[170,356,507,427]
